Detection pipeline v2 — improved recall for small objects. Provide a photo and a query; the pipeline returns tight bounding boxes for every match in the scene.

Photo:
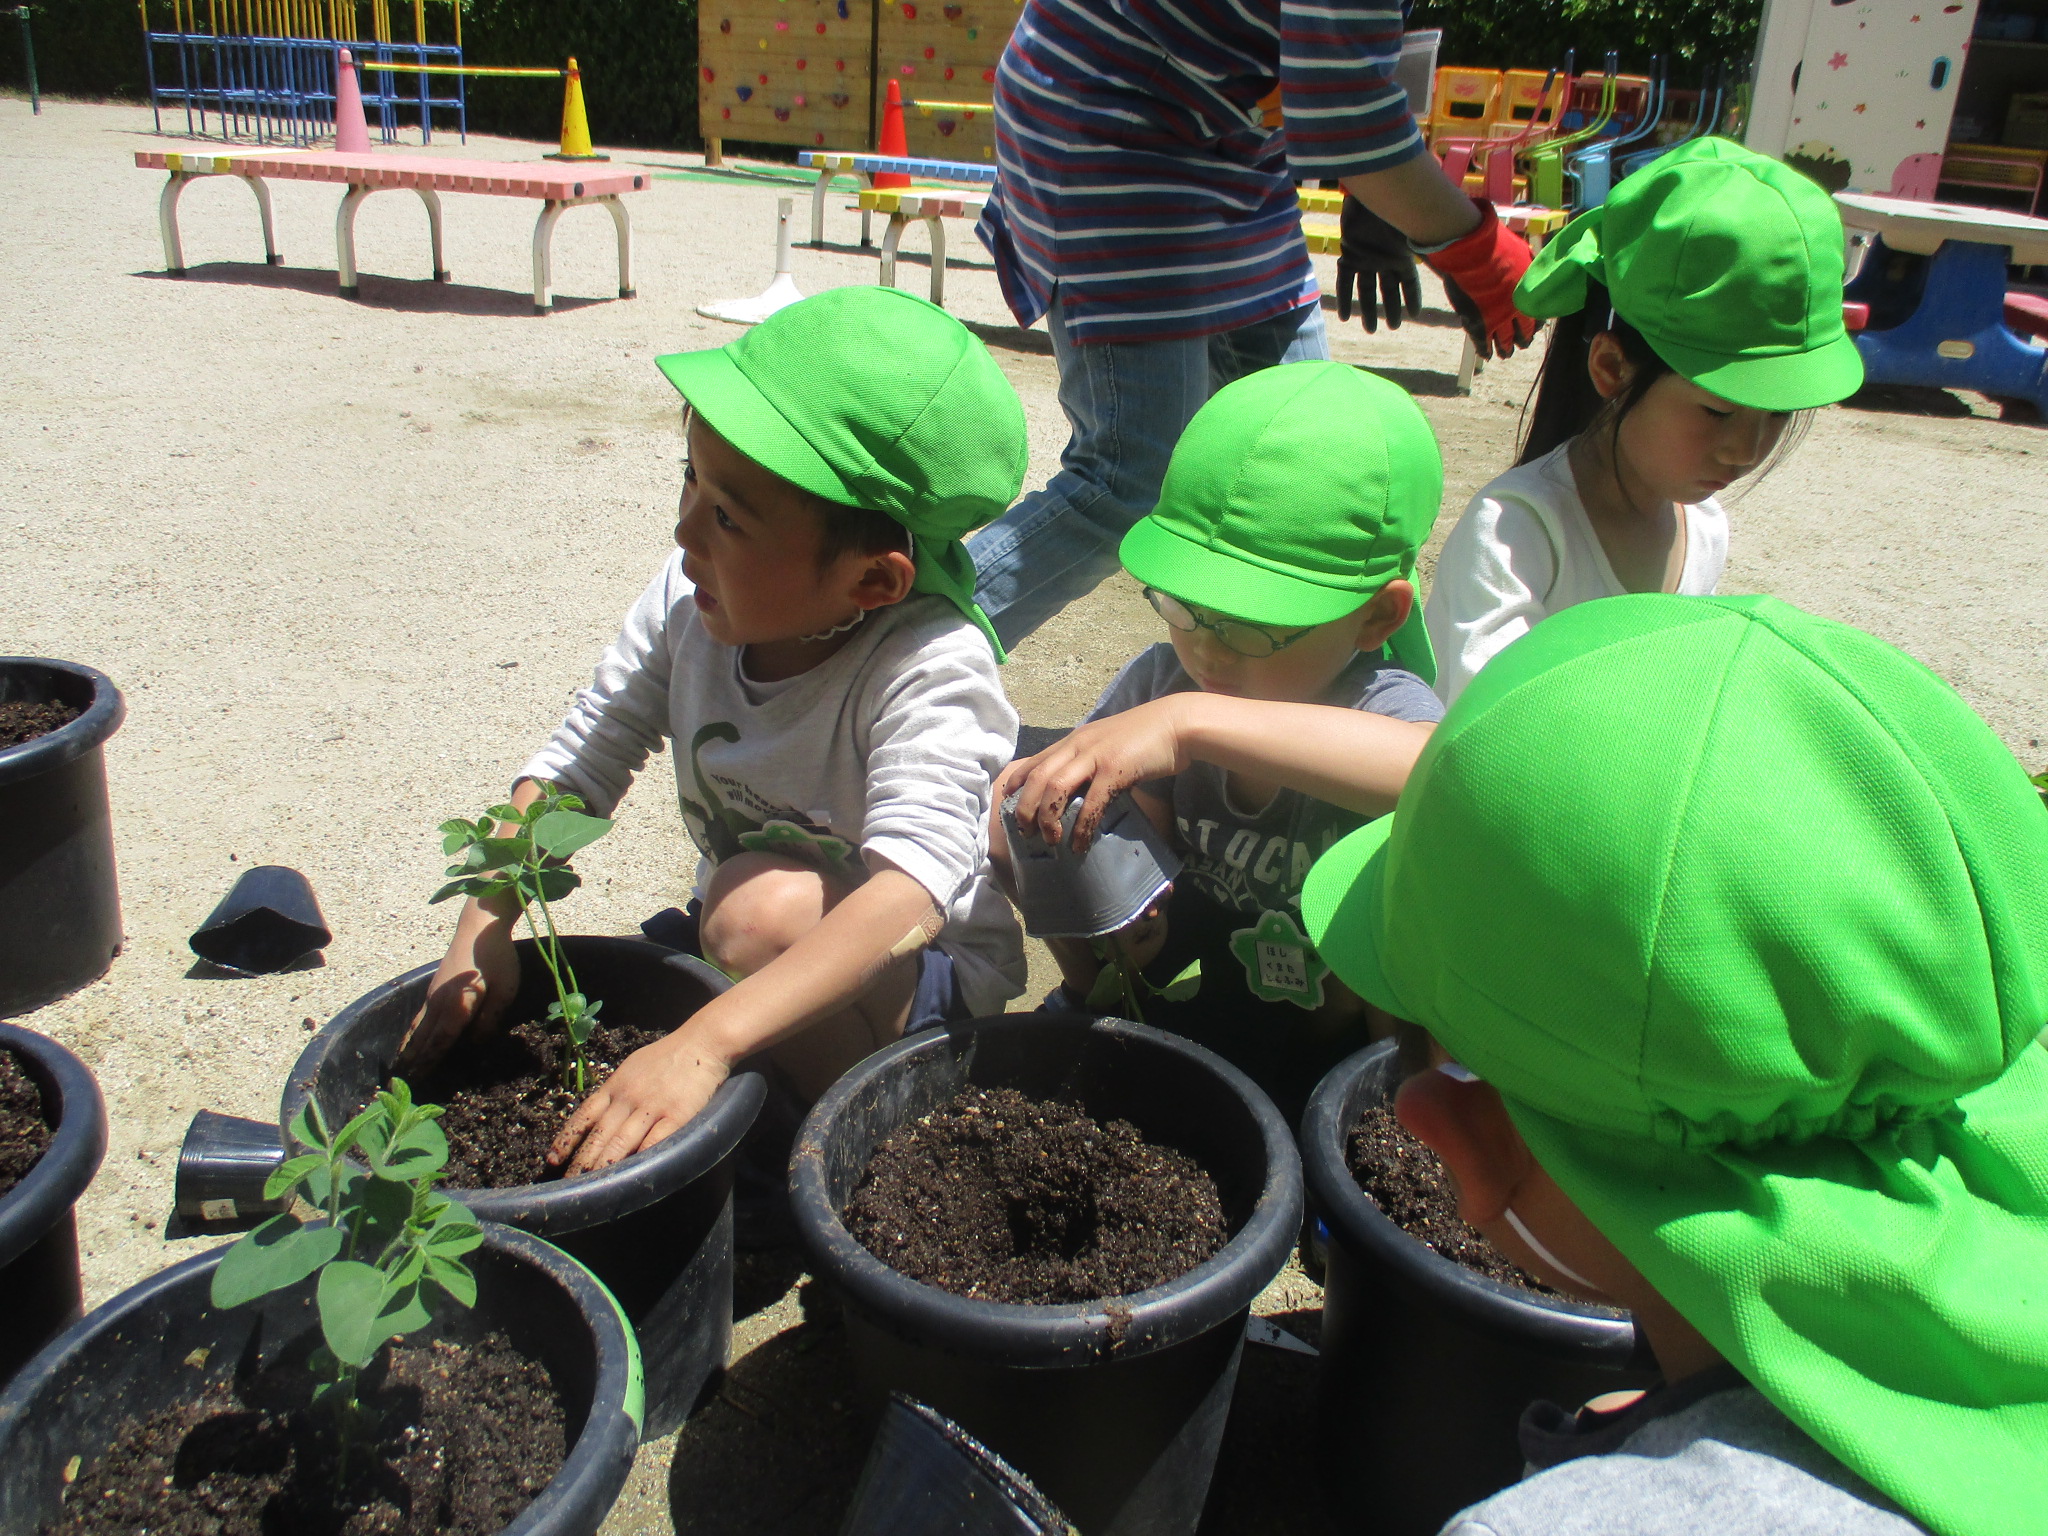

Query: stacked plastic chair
[1568,56,1666,209]
[1526,54,1620,210]
[1617,63,1725,182]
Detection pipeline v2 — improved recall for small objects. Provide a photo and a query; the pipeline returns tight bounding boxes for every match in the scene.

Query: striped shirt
[975,0,1424,345]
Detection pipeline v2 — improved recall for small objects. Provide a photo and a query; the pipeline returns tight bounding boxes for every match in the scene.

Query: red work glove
[1418,198,1537,360]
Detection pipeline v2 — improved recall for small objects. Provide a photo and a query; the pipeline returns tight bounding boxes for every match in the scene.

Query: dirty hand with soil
[547,855,940,1174]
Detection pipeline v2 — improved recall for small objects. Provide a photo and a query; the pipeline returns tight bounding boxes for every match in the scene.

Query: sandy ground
[3,94,2045,1534]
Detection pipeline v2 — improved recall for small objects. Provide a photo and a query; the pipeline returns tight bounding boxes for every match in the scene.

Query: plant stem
[524,849,590,1089]
[1109,936,1145,1024]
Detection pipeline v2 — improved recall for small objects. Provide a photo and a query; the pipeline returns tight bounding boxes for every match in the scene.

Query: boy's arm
[547,858,940,1173]
[1001,693,1433,851]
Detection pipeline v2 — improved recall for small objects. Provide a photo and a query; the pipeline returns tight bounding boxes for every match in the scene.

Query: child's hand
[997,697,1193,851]
[394,906,520,1078]
[548,1034,731,1175]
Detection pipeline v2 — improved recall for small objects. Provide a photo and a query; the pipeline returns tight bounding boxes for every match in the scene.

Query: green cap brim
[1648,327,1866,413]
[654,346,847,504]
[1121,515,1376,628]
[1301,815,1401,1013]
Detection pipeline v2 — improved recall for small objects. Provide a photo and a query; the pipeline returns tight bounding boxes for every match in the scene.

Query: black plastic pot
[793,1013,1302,1536]
[188,863,332,974]
[173,1110,289,1223]
[282,936,765,1439]
[0,1223,641,1535]
[0,658,125,1014]
[842,1394,1070,1536]
[0,1021,108,1388]
[1300,1041,1659,1535]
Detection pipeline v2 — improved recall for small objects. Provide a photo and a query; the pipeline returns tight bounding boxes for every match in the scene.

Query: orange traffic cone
[546,57,610,162]
[334,47,370,153]
[875,77,910,187]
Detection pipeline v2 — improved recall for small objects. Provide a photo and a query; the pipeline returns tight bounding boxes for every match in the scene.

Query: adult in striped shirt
[967,0,1537,648]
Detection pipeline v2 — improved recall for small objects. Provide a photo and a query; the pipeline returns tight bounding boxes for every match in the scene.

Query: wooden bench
[136,148,652,314]
[857,187,988,305]
[798,150,995,247]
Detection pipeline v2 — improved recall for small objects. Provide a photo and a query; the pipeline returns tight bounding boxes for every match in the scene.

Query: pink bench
[136,149,651,314]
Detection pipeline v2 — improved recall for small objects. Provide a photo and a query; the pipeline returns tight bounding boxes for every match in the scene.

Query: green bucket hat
[655,286,1027,659]
[1301,594,2048,1536]
[1119,362,1444,683]
[1516,137,1865,412]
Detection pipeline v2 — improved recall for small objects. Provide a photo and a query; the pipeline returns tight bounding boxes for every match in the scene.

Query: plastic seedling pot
[1300,1041,1659,1536]
[0,1022,108,1388]
[1000,790,1180,940]
[0,658,125,1014]
[792,1013,1302,1536]
[0,1223,641,1536]
[841,1394,1071,1536]
[173,1110,288,1224]
[281,936,765,1439]
[188,863,332,974]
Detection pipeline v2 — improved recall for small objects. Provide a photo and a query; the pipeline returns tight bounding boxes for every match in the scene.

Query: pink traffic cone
[334,48,370,153]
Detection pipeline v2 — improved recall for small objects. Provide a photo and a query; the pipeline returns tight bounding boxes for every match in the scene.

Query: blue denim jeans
[966,294,1331,650]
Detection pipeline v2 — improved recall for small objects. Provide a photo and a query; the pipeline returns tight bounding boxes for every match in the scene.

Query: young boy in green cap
[1303,593,2048,1535]
[1425,137,1865,704]
[399,287,1031,1175]
[998,361,1445,1122]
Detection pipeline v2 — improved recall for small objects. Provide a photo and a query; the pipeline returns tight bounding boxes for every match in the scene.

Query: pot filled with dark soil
[281,936,764,1438]
[0,1021,108,1387]
[0,1222,641,1536]
[792,1013,1302,1536]
[1300,1040,1657,1536]
[0,658,126,1015]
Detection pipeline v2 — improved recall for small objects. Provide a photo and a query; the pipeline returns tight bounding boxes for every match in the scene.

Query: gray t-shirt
[1085,643,1443,918]
[1445,1367,1924,1536]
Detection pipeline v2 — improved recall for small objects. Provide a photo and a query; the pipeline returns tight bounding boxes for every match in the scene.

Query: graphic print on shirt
[1174,809,1355,916]
[677,721,855,874]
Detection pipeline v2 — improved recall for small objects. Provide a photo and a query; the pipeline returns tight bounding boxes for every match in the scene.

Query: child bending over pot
[400,288,1029,1174]
[996,362,1443,1125]
[1424,138,1865,706]
[1302,593,2047,1536]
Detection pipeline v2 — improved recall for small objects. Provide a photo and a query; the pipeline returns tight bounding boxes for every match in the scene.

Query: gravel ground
[3,93,2043,1535]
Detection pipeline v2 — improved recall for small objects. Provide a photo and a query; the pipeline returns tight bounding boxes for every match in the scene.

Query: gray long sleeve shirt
[520,552,1026,1013]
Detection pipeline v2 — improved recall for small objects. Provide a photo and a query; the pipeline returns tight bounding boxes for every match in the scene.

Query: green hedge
[1410,0,1761,73]
[0,0,703,149]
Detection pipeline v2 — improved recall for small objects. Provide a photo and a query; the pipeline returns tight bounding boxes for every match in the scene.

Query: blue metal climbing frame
[141,32,467,145]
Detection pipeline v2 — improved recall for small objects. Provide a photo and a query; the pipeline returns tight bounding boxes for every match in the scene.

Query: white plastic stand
[696,196,805,325]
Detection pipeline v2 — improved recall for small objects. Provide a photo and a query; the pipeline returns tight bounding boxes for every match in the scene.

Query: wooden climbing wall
[876,0,1014,161]
[699,0,876,153]
[698,0,1016,158]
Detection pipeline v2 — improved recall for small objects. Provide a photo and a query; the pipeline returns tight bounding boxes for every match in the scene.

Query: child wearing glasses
[995,361,1444,1122]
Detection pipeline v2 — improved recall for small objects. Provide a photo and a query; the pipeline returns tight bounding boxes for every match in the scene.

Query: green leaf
[288,1101,328,1155]
[483,803,524,824]
[328,1104,382,1162]
[463,837,531,873]
[532,808,613,860]
[380,1118,449,1179]
[425,1253,478,1308]
[438,817,477,838]
[532,866,581,903]
[316,1261,392,1368]
[263,1152,327,1201]
[388,1245,429,1290]
[1154,958,1203,1003]
[1084,964,1126,1012]
[425,1221,484,1257]
[211,1217,344,1309]
[303,1159,360,1209]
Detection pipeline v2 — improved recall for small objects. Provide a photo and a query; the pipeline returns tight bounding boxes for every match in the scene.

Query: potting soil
[43,1330,566,1536]
[413,1015,672,1188]
[0,1046,51,1199]
[0,698,82,750]
[845,1085,1229,1303]
[1345,1102,1554,1294]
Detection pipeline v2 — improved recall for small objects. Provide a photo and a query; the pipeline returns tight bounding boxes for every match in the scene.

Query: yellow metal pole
[412,0,422,43]
[451,0,460,48]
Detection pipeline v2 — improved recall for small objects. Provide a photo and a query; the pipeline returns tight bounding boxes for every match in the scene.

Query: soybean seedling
[432,784,614,1091]
[210,1080,482,1485]
[1086,942,1200,1023]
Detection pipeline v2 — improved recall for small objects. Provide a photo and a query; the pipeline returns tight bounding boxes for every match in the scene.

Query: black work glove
[1335,195,1422,333]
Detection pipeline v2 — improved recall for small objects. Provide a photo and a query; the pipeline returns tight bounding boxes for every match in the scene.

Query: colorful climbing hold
[816,21,826,30]
[719,16,730,30]
[902,2,916,15]
[736,85,752,100]
[944,66,954,78]
[831,91,849,106]
[967,26,978,37]
[923,46,935,58]
[837,0,847,15]
[797,57,807,68]
[982,68,995,82]
[703,66,715,81]
[944,4,961,16]
[723,107,732,119]
[774,18,789,29]
[836,58,846,69]
[773,105,790,121]
[938,119,956,135]
[759,71,769,82]
[902,64,915,74]
[815,132,826,144]
[794,93,807,106]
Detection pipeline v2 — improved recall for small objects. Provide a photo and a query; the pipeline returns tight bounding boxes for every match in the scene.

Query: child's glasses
[1143,588,1318,659]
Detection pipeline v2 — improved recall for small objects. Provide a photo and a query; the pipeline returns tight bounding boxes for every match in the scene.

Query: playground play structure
[135,48,647,312]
